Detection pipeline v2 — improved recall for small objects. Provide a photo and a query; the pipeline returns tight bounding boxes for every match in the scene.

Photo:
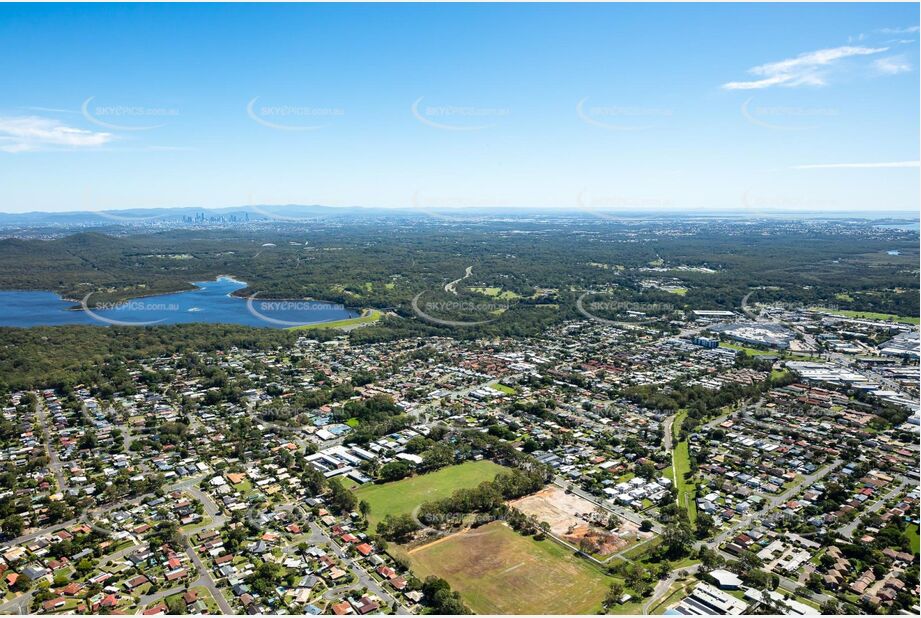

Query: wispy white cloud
[722,45,888,90]
[0,115,114,153]
[877,25,920,35]
[874,55,912,75]
[793,161,920,170]
[22,106,80,115]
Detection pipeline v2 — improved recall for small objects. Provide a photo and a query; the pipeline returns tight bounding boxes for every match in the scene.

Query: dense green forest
[0,219,916,388]
[0,221,917,318]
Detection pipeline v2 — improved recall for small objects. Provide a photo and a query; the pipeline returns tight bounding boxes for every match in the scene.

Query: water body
[875,222,920,231]
[0,276,357,328]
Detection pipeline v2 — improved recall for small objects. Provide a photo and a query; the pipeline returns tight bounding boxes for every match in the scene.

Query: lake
[0,276,358,328]
[875,222,920,231]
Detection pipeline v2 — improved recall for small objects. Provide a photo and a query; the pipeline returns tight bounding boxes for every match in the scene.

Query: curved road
[740,291,758,320]
[643,564,701,614]
[444,266,473,295]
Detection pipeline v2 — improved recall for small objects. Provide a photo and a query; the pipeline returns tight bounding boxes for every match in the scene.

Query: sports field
[808,307,919,325]
[355,460,507,531]
[290,308,382,330]
[408,521,613,614]
[719,342,777,356]
[469,286,522,300]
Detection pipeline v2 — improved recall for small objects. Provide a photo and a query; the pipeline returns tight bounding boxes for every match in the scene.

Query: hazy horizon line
[0,203,919,219]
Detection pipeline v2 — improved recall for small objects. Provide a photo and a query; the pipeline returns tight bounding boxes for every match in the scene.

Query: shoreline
[45,275,351,310]
[0,275,366,328]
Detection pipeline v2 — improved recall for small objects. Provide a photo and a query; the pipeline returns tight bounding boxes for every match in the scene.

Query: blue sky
[0,2,918,214]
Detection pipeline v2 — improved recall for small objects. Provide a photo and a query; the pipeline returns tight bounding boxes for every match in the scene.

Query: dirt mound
[563,524,626,556]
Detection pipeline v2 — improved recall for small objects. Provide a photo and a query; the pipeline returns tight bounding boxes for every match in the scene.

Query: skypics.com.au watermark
[410,190,522,222]
[80,293,178,326]
[411,295,509,327]
[577,98,672,131]
[740,189,838,213]
[91,299,180,312]
[740,97,838,131]
[411,97,510,131]
[576,294,672,326]
[253,300,343,312]
[247,96,345,131]
[585,300,673,313]
[81,97,179,131]
[246,293,351,328]
[575,190,675,221]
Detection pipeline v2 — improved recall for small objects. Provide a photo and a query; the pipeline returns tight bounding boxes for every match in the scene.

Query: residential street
[836,474,913,540]
[0,591,32,615]
[34,399,67,493]
[181,536,235,615]
[642,563,701,615]
[706,458,842,550]
[305,521,409,615]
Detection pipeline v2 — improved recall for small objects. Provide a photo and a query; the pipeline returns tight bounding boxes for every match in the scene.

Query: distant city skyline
[0,2,918,213]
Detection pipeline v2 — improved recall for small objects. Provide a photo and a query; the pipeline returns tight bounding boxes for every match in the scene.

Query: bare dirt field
[509,485,650,556]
